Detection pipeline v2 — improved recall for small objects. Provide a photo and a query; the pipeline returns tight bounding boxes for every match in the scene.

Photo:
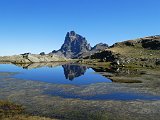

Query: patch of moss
[0,100,57,120]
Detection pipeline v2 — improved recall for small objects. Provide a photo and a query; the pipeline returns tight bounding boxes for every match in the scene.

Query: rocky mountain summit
[52,31,108,58]
[52,31,91,58]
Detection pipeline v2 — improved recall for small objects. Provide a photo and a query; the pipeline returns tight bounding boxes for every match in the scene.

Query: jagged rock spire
[59,31,91,58]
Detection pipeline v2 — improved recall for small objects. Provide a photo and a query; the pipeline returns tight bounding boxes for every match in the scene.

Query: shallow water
[45,90,160,100]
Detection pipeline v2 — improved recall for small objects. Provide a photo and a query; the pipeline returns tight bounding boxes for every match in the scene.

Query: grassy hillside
[85,35,160,68]
[109,44,160,59]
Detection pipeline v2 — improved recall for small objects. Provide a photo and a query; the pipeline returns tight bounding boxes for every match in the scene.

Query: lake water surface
[0,63,160,101]
[0,63,111,85]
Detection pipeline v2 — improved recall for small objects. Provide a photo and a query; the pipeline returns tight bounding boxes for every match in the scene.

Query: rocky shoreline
[0,53,68,64]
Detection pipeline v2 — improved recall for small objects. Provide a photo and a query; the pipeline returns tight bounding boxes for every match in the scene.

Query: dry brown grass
[3,115,58,120]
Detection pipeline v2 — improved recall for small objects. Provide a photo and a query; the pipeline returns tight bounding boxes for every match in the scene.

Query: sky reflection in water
[0,63,112,85]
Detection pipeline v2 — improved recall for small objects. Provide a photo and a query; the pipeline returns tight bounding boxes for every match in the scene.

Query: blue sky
[0,0,160,56]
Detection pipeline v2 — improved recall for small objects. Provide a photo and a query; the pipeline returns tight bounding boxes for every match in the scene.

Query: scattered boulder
[156,59,160,65]
[40,52,45,56]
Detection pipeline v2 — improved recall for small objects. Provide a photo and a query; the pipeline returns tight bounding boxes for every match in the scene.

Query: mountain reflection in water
[0,63,111,85]
[62,64,88,80]
[15,63,89,81]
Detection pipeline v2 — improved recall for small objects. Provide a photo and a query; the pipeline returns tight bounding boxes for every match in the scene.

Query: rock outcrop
[140,35,160,50]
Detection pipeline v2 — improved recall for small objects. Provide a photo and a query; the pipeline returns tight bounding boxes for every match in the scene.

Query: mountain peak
[52,31,108,58]
[66,31,77,41]
[59,31,91,58]
[69,31,76,36]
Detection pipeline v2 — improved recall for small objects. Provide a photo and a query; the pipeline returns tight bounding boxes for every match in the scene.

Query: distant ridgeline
[51,31,109,58]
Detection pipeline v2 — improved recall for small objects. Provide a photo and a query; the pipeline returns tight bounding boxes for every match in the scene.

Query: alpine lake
[0,62,160,120]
